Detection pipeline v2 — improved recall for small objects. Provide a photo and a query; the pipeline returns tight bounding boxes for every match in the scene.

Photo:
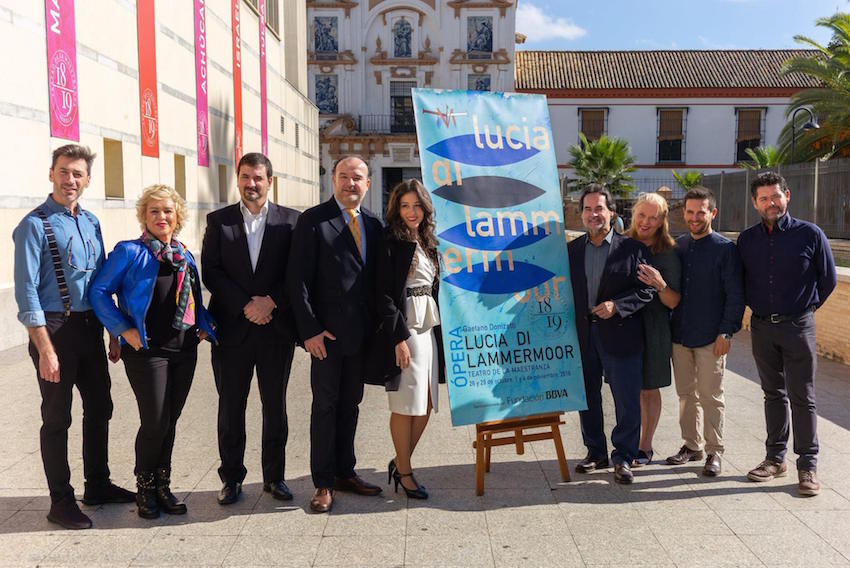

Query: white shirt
[240,199,269,271]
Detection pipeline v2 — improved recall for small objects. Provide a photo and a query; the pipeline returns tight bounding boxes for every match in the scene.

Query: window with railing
[579,108,607,141]
[736,108,765,162]
[657,108,686,163]
[390,81,417,133]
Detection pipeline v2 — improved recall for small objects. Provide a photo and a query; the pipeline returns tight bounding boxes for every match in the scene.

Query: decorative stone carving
[306,0,358,18]
[447,0,512,18]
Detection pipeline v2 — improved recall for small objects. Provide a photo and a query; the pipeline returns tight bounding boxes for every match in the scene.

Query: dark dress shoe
[47,495,92,530]
[575,455,609,474]
[217,481,242,505]
[665,445,705,465]
[81,480,136,505]
[614,463,634,484]
[310,488,333,513]
[334,475,382,496]
[703,454,722,477]
[263,480,294,501]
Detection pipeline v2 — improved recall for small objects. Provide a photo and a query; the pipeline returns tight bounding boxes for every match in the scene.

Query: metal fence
[704,158,850,238]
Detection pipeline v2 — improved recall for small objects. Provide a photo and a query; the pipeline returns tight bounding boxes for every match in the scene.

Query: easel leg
[551,423,571,482]
[475,431,486,496]
[484,432,492,473]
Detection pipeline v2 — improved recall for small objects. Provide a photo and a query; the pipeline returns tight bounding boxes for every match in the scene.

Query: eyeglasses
[68,236,97,272]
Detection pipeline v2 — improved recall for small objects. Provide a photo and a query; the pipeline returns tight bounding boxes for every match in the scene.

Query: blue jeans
[579,323,643,465]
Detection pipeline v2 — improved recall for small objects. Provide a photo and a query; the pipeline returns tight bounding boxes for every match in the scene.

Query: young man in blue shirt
[13,145,133,529]
[738,172,836,496]
[666,187,745,476]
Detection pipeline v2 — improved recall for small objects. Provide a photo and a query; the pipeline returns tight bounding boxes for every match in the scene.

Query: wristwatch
[720,333,732,340]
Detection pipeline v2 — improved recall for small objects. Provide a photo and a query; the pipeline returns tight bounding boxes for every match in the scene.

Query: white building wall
[308,0,516,208]
[0,0,319,350]
[548,96,792,185]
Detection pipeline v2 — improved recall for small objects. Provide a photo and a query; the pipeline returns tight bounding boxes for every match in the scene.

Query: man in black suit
[287,155,383,513]
[567,184,655,484]
[201,152,299,505]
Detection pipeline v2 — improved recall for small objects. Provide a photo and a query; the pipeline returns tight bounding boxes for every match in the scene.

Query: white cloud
[516,3,587,43]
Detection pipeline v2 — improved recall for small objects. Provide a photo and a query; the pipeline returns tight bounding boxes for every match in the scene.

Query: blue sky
[516,0,846,51]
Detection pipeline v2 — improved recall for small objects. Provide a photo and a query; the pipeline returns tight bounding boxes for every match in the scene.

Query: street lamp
[790,107,819,163]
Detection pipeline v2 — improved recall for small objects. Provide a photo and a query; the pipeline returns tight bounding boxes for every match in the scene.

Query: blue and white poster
[412,88,587,427]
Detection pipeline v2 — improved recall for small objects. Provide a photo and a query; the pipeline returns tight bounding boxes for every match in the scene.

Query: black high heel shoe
[388,459,398,485]
[394,472,428,499]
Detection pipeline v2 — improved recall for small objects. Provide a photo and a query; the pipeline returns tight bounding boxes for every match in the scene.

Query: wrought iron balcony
[358,114,416,134]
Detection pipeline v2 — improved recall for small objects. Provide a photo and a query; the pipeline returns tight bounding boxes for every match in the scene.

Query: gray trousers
[750,311,818,471]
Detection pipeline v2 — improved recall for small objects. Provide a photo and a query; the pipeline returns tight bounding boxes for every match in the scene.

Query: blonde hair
[625,192,675,254]
[136,184,187,236]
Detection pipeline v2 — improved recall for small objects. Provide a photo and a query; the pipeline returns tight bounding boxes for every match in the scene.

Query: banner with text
[231,0,243,166]
[137,0,159,157]
[412,89,586,427]
[194,0,209,166]
[44,0,80,141]
[258,0,268,155]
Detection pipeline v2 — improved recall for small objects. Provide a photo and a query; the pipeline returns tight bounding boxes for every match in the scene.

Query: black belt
[752,306,815,324]
[406,285,432,298]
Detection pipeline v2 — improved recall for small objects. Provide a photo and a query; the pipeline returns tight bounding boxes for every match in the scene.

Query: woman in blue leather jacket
[90,184,216,520]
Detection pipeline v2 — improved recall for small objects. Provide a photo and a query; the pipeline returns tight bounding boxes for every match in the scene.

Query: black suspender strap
[34,206,72,317]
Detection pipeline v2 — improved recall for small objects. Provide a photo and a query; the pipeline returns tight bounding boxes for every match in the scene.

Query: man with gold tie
[287,155,384,513]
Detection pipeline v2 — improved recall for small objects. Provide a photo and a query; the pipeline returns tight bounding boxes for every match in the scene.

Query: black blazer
[286,197,383,356]
[369,230,445,388]
[200,202,299,346]
[567,231,655,360]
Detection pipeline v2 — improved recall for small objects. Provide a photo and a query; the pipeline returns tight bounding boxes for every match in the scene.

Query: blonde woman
[90,185,216,518]
[625,193,681,466]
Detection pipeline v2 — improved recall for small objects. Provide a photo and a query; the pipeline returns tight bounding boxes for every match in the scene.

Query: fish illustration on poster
[412,88,587,427]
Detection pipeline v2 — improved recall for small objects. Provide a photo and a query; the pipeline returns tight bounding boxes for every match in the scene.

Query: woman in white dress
[375,179,442,499]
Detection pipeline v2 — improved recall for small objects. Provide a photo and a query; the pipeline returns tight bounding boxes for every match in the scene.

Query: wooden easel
[472,412,570,495]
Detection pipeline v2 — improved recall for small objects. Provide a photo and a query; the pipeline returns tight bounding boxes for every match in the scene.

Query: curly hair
[625,192,675,254]
[385,179,439,258]
[749,171,788,198]
[136,184,187,236]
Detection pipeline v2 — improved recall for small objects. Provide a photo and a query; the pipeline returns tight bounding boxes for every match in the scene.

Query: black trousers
[121,347,197,474]
[212,328,295,483]
[28,312,113,503]
[310,348,365,488]
[751,311,819,470]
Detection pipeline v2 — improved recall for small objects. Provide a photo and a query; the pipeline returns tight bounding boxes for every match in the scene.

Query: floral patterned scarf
[142,231,196,329]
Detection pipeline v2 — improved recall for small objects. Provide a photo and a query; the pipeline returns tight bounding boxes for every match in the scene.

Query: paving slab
[0,328,847,566]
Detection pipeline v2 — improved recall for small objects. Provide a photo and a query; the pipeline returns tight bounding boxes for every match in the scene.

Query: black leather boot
[136,472,160,519]
[155,467,187,515]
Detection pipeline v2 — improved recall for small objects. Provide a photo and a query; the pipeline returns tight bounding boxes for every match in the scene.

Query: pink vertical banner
[231,0,243,166]
[259,0,268,155]
[44,0,80,141]
[194,0,210,166]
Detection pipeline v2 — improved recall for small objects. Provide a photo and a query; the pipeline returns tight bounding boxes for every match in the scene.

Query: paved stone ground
[1,331,849,567]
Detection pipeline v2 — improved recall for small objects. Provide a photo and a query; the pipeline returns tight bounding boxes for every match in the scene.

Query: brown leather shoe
[665,445,705,465]
[798,470,820,496]
[703,454,722,477]
[310,488,333,513]
[747,459,787,482]
[334,475,382,496]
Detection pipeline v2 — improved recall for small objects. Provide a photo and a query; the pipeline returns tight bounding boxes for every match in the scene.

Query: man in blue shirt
[666,187,745,476]
[738,172,836,496]
[12,145,133,529]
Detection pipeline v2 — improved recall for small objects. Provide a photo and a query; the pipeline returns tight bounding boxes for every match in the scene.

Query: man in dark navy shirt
[738,172,836,496]
[666,187,744,477]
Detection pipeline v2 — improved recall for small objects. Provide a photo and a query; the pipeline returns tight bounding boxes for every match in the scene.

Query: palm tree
[567,133,637,197]
[738,146,786,170]
[778,13,850,161]
[672,169,702,191]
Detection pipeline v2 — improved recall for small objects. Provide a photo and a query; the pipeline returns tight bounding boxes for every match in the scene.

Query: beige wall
[0,0,319,350]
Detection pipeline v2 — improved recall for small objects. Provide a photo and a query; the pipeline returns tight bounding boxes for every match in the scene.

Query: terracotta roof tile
[515,50,820,91]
